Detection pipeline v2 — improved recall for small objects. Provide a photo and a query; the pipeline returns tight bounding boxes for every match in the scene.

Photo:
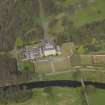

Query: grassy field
[46,72,74,81]
[1,86,105,105]
[53,58,70,71]
[45,67,105,83]
[20,52,93,74]
[37,61,52,73]
[31,87,82,105]
[71,0,105,27]
[80,55,92,65]
[8,87,82,105]
[82,70,105,82]
[89,89,105,105]
[37,57,70,73]
[4,87,105,105]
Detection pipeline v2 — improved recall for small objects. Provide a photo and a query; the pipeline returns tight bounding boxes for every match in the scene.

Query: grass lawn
[45,67,105,83]
[89,89,105,105]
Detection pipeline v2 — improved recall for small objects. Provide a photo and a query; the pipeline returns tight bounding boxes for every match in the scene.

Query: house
[42,38,61,56]
[21,45,43,60]
[20,38,61,60]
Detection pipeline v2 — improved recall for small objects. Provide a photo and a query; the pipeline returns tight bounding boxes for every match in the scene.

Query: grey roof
[42,39,56,51]
[22,46,42,59]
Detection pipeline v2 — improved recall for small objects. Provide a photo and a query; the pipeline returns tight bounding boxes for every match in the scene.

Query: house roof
[42,38,56,51]
[21,45,42,60]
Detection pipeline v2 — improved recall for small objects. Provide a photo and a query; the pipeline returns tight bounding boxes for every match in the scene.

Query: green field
[8,87,82,105]
[89,89,105,105]
[45,67,105,83]
[82,70,105,82]
[71,0,105,27]
[46,72,74,80]
[80,55,92,65]
[5,87,105,105]
[36,55,92,74]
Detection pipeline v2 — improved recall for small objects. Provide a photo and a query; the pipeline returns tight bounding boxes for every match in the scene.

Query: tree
[16,37,24,47]
[0,0,18,51]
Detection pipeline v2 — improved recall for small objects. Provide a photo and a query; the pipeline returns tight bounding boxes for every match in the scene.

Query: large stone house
[21,39,61,60]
